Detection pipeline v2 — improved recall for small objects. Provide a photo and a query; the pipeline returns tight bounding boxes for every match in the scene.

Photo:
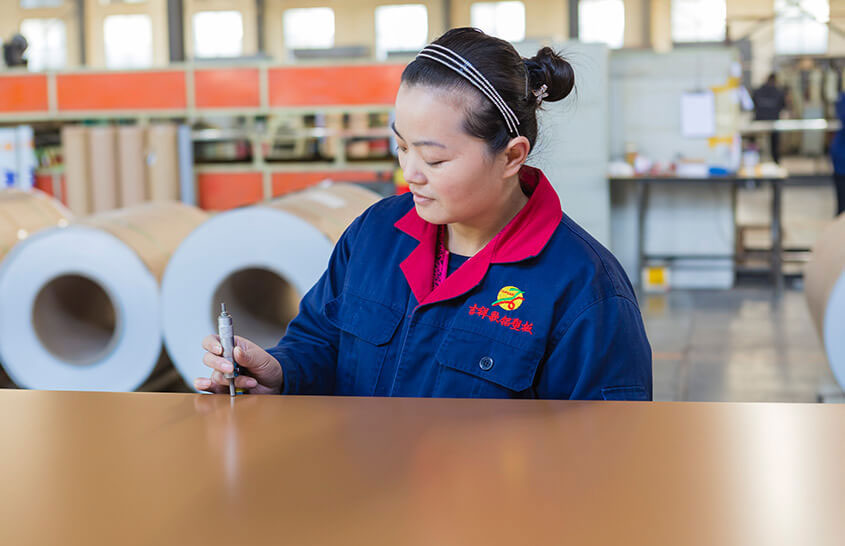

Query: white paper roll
[825,274,845,388]
[805,214,845,391]
[161,183,380,387]
[161,207,333,386]
[0,226,160,391]
[0,202,207,391]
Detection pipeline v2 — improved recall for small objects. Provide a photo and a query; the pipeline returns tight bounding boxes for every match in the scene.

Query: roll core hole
[32,274,118,366]
[211,268,301,349]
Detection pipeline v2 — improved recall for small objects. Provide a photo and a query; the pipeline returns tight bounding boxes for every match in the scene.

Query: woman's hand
[194,335,284,394]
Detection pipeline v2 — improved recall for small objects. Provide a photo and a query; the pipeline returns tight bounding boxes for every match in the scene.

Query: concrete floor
[642,285,841,403]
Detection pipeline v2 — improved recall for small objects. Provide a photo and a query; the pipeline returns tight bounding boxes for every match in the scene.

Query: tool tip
[229,381,235,397]
[221,302,227,313]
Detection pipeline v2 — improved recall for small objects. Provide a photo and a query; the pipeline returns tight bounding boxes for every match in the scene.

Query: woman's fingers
[209,370,229,387]
[202,351,234,374]
[194,377,227,394]
[199,334,283,395]
[194,373,258,393]
[232,339,279,376]
[235,375,258,389]
[202,334,222,355]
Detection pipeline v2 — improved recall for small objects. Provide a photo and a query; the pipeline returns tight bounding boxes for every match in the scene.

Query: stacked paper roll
[0,202,208,391]
[0,189,72,262]
[62,123,181,214]
[805,214,845,390]
[161,183,380,386]
[61,125,90,215]
[117,125,147,207]
[146,124,180,201]
[88,126,119,212]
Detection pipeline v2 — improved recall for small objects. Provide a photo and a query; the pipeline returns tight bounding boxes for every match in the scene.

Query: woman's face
[392,84,513,227]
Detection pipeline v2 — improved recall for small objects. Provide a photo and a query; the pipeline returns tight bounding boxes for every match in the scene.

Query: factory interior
[2,0,844,401]
[1,0,845,542]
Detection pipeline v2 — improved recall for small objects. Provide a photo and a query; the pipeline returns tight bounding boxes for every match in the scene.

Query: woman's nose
[402,156,426,185]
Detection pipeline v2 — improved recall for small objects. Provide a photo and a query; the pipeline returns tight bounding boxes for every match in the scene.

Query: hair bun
[524,47,575,103]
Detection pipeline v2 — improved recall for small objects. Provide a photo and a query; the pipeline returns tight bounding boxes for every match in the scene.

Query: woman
[196,28,652,400]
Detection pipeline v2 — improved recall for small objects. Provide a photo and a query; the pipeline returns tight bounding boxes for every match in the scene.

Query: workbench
[1,390,843,545]
[612,174,795,295]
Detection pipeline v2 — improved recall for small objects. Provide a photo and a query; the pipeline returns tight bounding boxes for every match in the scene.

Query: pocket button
[479,356,494,371]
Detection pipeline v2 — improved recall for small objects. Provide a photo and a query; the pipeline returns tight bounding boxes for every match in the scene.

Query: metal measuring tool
[217,302,238,396]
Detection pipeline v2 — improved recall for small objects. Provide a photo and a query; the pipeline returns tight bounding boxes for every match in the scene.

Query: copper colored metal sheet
[1,392,844,546]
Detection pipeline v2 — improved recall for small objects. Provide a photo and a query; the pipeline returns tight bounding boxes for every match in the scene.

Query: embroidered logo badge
[492,286,525,311]
[468,304,533,335]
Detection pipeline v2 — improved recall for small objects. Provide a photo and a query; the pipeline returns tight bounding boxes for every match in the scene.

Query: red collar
[394,166,562,306]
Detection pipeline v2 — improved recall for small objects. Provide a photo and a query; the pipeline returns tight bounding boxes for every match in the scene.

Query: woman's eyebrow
[391,122,446,148]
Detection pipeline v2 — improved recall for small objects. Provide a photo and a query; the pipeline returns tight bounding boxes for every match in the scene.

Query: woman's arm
[265,214,364,395]
[535,295,653,400]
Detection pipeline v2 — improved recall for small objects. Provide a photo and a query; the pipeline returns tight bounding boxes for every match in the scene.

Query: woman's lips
[412,193,434,205]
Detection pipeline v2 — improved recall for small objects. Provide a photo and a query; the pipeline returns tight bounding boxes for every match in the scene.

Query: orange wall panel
[194,68,261,108]
[0,75,48,113]
[268,65,404,107]
[197,172,263,211]
[57,72,187,111]
[271,171,384,197]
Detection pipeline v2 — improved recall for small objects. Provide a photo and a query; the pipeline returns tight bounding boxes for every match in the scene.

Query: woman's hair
[401,27,575,155]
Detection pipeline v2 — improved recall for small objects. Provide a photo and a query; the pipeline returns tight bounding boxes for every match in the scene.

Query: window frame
[469,1,527,43]
[282,7,336,53]
[577,0,625,50]
[191,10,245,59]
[374,4,429,60]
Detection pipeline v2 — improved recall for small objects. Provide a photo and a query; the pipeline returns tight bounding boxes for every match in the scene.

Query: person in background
[753,74,787,164]
[2,34,28,68]
[832,92,845,216]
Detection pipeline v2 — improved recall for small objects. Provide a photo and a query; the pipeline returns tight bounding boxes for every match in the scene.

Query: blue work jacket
[267,167,653,400]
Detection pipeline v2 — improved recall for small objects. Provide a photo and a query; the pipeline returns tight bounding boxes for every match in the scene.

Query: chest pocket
[434,328,543,399]
[324,292,403,395]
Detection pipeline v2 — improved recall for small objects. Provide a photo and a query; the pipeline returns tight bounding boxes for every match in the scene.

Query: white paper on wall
[680,91,716,138]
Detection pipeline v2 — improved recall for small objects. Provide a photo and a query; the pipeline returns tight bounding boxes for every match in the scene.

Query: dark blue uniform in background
[268,167,653,400]
[831,92,845,215]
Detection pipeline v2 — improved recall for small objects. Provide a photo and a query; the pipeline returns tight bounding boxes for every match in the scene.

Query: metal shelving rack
[0,61,404,209]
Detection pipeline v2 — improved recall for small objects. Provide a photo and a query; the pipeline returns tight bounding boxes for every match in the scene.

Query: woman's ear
[501,136,530,178]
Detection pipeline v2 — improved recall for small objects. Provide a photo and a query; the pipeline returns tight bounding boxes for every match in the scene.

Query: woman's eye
[426,160,444,167]
[395,145,407,154]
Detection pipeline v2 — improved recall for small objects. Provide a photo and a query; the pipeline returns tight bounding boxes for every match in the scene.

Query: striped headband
[415,43,521,136]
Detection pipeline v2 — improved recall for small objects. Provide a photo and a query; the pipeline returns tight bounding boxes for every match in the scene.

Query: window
[671,0,726,43]
[20,0,62,7]
[103,14,153,69]
[774,0,829,55]
[20,18,67,71]
[470,2,526,42]
[193,11,244,58]
[283,7,335,50]
[374,4,428,60]
[578,0,625,49]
